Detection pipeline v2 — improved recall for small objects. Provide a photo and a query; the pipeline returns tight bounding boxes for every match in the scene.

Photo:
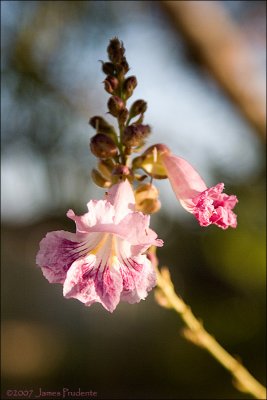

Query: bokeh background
[1,1,266,399]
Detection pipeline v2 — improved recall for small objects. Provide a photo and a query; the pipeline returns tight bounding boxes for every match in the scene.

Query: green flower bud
[107,96,125,117]
[103,76,119,94]
[123,76,137,99]
[90,133,118,159]
[129,99,147,119]
[122,124,151,147]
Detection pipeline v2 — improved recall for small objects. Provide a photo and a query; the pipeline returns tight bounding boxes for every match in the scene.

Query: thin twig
[155,265,266,399]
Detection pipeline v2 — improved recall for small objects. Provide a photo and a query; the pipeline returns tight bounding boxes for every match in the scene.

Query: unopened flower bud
[137,198,161,214]
[98,159,115,180]
[103,76,119,94]
[135,183,161,214]
[121,58,129,74]
[102,62,116,75]
[118,108,129,126]
[129,99,147,119]
[122,124,151,147]
[107,37,125,64]
[123,76,137,99]
[90,133,118,159]
[91,169,111,188]
[107,96,125,117]
[89,116,117,138]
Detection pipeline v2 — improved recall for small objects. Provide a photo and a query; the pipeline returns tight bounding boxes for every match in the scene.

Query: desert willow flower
[134,144,238,229]
[37,180,162,312]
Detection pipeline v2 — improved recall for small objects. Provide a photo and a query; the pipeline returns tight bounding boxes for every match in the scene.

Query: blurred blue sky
[1,1,265,223]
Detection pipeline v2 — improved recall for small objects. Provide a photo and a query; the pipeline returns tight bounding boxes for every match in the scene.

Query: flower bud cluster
[88,38,238,229]
[89,37,152,188]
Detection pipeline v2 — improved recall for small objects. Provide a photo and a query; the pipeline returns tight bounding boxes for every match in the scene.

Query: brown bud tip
[101,62,116,75]
[107,96,125,117]
[122,124,151,147]
[90,133,118,159]
[103,76,119,94]
[107,37,125,64]
[120,58,129,74]
[129,99,147,118]
[118,108,129,126]
[89,116,116,137]
[123,76,137,98]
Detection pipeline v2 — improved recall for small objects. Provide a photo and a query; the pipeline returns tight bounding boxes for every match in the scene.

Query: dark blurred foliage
[1,1,266,399]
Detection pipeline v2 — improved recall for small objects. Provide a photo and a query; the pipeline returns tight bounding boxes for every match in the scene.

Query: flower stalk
[154,262,266,399]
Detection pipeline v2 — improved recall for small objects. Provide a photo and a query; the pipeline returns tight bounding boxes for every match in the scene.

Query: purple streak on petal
[63,255,123,313]
[36,231,87,284]
[94,265,123,312]
[120,255,156,304]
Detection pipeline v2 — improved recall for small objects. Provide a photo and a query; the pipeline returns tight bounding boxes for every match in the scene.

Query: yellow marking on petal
[110,255,120,270]
[87,234,121,270]
[109,236,120,270]
[88,233,109,256]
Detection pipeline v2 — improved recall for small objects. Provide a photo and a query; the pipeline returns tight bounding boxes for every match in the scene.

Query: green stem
[155,265,266,399]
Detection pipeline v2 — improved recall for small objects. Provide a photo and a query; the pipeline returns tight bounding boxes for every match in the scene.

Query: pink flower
[160,150,238,229]
[36,180,163,312]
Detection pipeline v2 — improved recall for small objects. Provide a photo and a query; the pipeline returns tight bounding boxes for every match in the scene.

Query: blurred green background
[1,1,266,399]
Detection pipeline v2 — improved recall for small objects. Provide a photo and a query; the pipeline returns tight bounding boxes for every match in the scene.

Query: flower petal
[63,254,123,312]
[107,179,135,223]
[193,183,238,229]
[67,207,163,251]
[161,153,207,210]
[117,212,163,253]
[67,200,115,233]
[120,255,156,304]
[161,152,238,229]
[36,231,85,283]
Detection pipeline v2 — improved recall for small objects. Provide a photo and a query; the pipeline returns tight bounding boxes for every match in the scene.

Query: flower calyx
[132,144,170,179]
[111,164,134,184]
